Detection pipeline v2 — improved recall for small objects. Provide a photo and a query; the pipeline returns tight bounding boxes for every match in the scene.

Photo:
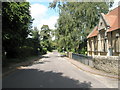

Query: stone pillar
[69,52,72,59]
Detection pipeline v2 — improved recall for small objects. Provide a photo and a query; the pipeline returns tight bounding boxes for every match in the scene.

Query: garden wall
[93,55,120,75]
[67,52,120,75]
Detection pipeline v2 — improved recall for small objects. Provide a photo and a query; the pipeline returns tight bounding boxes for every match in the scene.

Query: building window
[104,39,107,52]
[88,40,92,51]
[94,37,98,51]
[101,39,104,51]
[115,37,119,52]
[100,22,102,26]
[100,31,107,52]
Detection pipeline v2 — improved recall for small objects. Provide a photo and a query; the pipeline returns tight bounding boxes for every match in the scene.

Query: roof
[87,6,120,38]
[87,26,98,38]
[105,6,120,32]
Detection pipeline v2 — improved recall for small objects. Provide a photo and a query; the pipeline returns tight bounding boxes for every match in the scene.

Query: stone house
[87,6,120,56]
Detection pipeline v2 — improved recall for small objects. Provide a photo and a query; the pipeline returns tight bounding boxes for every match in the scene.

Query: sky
[28,0,59,30]
[27,0,120,30]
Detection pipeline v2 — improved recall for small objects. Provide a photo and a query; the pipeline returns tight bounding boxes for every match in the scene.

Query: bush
[71,49,75,53]
[17,46,35,58]
[58,47,63,52]
[2,46,39,66]
[41,47,47,54]
[79,48,87,55]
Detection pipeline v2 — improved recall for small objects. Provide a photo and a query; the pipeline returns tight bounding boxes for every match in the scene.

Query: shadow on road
[17,55,51,67]
[33,60,51,65]
[60,55,67,57]
[40,56,50,58]
[3,69,92,88]
[53,55,66,58]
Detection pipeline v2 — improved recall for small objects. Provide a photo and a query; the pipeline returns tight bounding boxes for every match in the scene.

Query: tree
[30,27,41,55]
[40,25,51,41]
[2,2,33,58]
[40,25,52,52]
[49,2,113,54]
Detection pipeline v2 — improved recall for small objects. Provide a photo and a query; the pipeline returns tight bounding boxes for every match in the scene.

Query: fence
[67,52,94,67]
[67,52,119,75]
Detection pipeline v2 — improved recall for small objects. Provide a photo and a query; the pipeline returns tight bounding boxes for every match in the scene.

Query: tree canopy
[2,2,33,58]
[49,2,113,54]
[40,25,53,52]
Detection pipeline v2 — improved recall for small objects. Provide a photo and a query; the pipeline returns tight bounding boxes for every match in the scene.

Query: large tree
[30,27,41,55]
[40,25,52,52]
[49,2,113,54]
[2,2,32,58]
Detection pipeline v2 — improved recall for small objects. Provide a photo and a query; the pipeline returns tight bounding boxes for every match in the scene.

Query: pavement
[2,51,119,88]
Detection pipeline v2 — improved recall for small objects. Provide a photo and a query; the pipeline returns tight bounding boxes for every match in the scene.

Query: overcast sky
[28,0,120,30]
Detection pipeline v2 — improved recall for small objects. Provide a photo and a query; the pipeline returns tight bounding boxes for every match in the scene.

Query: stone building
[87,6,120,56]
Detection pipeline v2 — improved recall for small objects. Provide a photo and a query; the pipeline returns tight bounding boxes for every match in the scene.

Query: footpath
[64,57,119,79]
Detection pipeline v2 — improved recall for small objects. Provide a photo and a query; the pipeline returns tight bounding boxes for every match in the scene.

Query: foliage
[2,2,33,59]
[2,2,56,66]
[1,2,44,67]
[49,2,113,54]
[40,25,53,52]
[30,27,41,55]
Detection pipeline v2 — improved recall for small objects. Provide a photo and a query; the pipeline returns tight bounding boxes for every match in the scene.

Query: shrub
[17,46,35,58]
[41,48,47,54]
[79,48,87,55]
[58,47,63,52]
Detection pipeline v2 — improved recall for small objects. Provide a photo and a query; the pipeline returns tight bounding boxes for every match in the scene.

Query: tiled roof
[87,6,120,38]
[105,6,120,32]
[87,26,98,38]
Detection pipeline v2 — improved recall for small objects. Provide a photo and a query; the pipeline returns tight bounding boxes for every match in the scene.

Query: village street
[2,51,118,88]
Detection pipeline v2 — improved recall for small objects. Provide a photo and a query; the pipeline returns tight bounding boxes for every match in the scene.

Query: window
[100,22,102,26]
[94,37,98,51]
[115,37,119,52]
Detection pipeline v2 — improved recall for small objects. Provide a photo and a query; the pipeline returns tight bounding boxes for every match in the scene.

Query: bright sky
[110,0,120,10]
[27,0,120,30]
[28,0,59,30]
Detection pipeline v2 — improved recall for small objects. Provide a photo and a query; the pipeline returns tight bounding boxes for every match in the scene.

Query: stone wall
[93,55,120,75]
[67,52,119,75]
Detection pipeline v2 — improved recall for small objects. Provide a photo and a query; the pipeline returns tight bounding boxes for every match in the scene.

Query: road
[2,51,118,88]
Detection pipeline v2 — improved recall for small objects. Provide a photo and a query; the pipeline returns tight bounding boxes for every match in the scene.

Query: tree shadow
[53,55,66,58]
[60,55,67,57]
[40,56,50,58]
[20,60,50,67]
[19,55,51,67]
[33,60,51,65]
[3,69,92,88]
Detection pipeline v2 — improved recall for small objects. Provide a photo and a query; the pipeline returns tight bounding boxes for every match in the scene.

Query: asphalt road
[2,51,118,88]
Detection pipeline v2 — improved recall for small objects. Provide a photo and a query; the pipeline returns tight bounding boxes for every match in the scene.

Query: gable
[87,6,120,39]
[97,14,108,31]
